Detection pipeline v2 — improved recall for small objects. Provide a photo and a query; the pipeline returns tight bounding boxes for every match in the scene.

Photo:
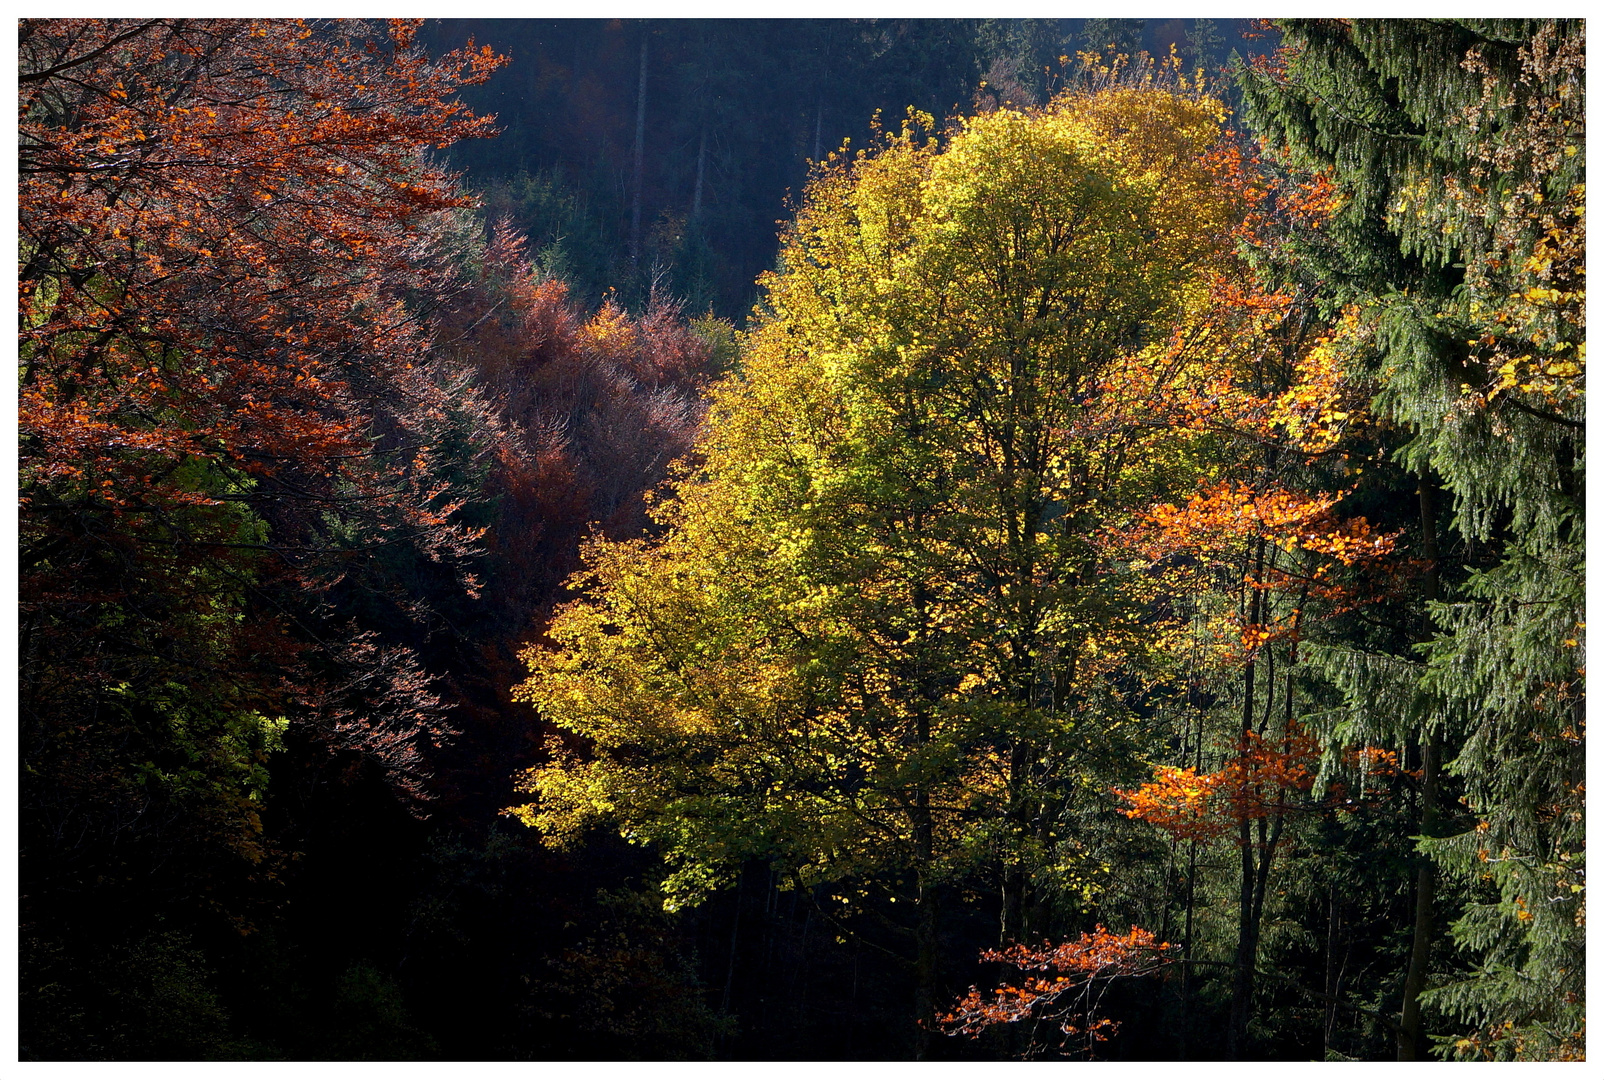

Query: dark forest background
[419,18,1268,320]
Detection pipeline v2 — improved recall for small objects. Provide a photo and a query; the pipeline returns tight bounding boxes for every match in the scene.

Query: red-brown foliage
[433,219,720,629]
[942,926,1176,1058]
[18,18,508,824]
[20,19,503,521]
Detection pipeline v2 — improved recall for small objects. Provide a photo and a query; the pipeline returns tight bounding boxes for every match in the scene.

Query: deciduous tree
[511,80,1315,1052]
[18,15,506,969]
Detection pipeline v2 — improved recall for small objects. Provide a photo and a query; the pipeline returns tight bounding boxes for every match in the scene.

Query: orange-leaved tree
[1124,373,1404,1057]
[1098,142,1407,1054]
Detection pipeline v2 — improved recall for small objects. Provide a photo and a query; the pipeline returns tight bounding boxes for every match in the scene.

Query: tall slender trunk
[914,861,940,1060]
[1227,537,1266,1059]
[721,869,743,1014]
[691,124,707,223]
[1179,837,1198,1058]
[1159,835,1177,946]
[1392,738,1443,1059]
[1179,670,1203,1059]
[1229,779,1257,1058]
[629,26,648,267]
[917,686,936,1059]
[1398,469,1442,1060]
[1000,864,1023,945]
[999,735,1031,944]
[1398,735,1440,1059]
[811,52,831,163]
[905,569,942,1061]
[1323,887,1345,1057]
[712,869,744,1057]
[912,746,939,1060]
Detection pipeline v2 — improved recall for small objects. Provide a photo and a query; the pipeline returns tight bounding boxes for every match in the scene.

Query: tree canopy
[512,77,1394,1052]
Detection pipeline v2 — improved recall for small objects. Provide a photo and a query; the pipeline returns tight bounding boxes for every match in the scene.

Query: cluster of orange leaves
[1346,745,1402,777]
[1136,480,1403,658]
[941,926,1175,1045]
[1120,735,1430,846]
[1145,482,1394,567]
[1322,745,1428,813]
[1113,726,1320,843]
[1203,130,1338,256]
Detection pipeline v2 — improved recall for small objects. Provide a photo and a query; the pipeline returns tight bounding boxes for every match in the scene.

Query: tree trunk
[1229,816,1258,1059]
[999,734,1033,945]
[1179,838,1198,1059]
[1397,734,1440,1059]
[911,689,941,1058]
[691,124,706,223]
[1000,862,1023,945]
[1227,537,1266,1059]
[913,867,940,1060]
[629,26,649,267]
[1397,470,1442,1060]
[721,868,742,1014]
[1323,888,1339,1058]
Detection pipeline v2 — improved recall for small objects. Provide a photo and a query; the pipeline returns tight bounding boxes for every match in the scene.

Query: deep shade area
[418,18,1273,320]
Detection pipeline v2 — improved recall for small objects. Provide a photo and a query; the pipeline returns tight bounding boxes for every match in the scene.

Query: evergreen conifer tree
[1239,19,1584,1060]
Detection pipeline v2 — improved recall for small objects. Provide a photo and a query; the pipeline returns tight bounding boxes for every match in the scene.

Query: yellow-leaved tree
[511,83,1283,1051]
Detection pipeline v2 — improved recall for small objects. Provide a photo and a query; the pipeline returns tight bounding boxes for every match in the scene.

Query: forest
[16,17,1584,1062]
